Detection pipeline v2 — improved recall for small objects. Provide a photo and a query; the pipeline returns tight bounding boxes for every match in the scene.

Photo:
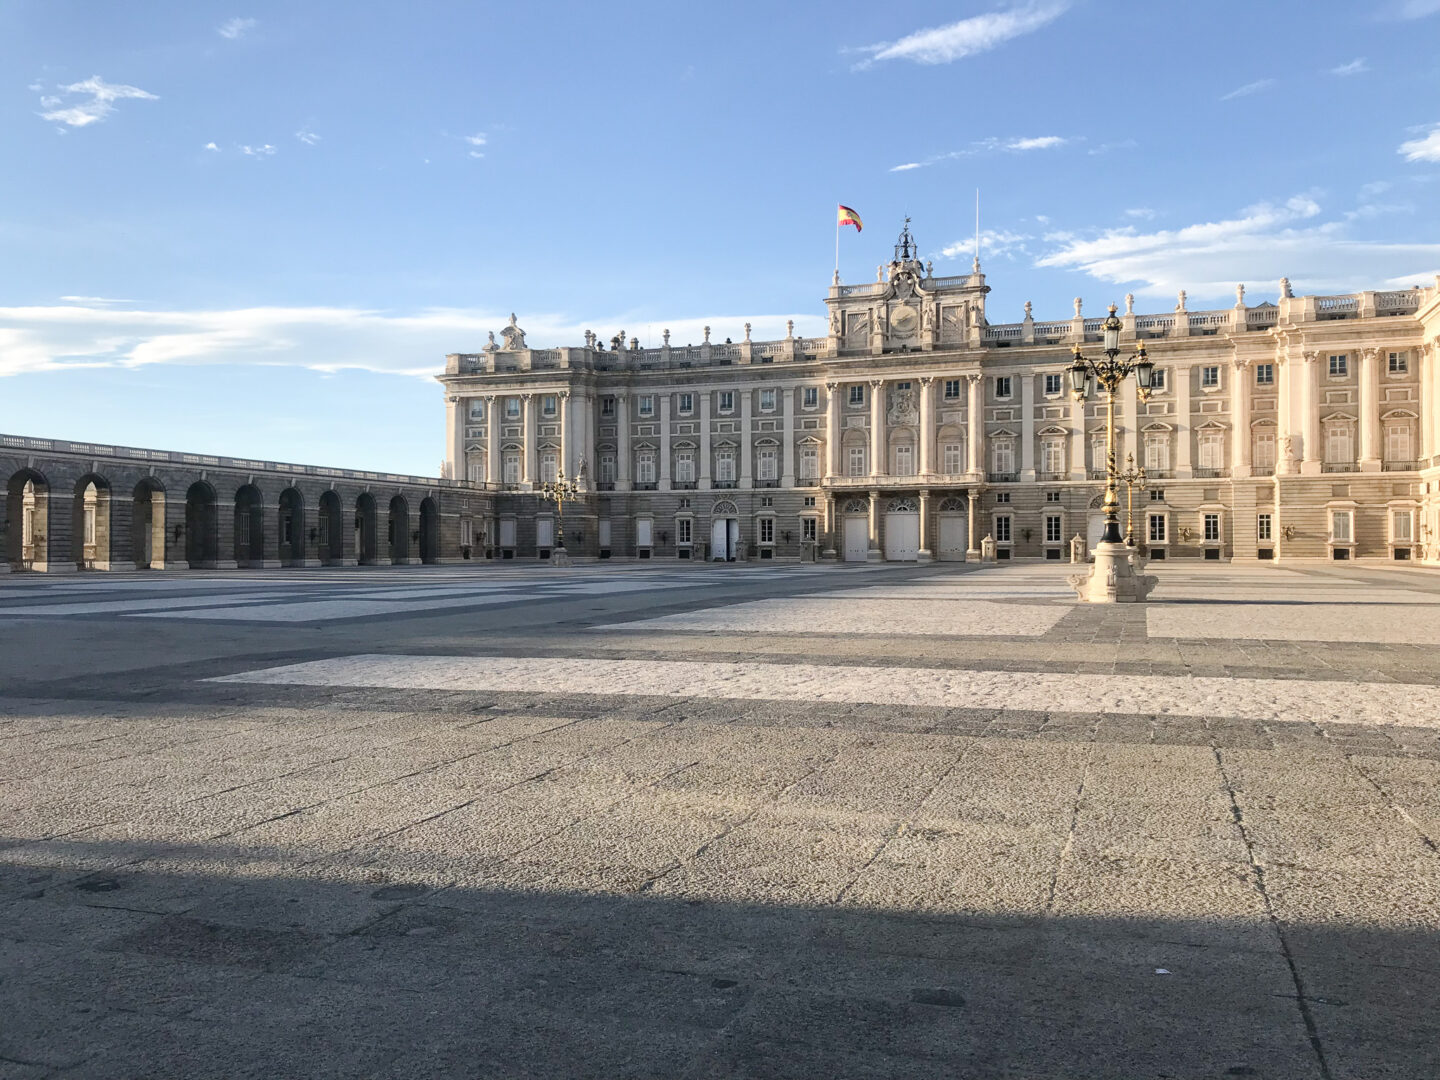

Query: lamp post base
[551,547,573,567]
[1068,541,1157,603]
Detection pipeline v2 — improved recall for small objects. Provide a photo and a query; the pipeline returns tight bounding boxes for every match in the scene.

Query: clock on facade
[890,305,919,339]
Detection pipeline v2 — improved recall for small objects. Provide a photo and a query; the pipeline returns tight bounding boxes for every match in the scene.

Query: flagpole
[834,205,840,280]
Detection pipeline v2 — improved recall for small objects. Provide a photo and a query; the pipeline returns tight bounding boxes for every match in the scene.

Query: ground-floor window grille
[676,517,692,545]
[801,517,817,542]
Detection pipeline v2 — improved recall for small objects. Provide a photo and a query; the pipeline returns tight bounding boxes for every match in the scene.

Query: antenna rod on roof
[975,189,981,267]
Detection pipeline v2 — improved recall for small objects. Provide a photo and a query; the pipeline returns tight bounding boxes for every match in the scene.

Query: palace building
[439,222,1440,566]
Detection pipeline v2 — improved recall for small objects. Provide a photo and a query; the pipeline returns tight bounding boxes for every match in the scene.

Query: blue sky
[3,0,1439,476]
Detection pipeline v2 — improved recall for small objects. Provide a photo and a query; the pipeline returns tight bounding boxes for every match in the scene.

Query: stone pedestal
[916,549,933,563]
[1069,541,1157,603]
[1069,534,1087,564]
[980,536,997,563]
[552,547,573,567]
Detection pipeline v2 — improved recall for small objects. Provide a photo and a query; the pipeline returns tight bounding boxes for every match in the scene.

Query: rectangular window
[893,445,914,476]
[1332,510,1352,543]
[1042,440,1064,475]
[678,392,694,415]
[848,385,865,406]
[1254,431,1276,469]
[1201,366,1219,388]
[1389,351,1408,374]
[992,440,1014,475]
[1326,425,1353,465]
[757,448,778,481]
[1257,513,1272,542]
[896,381,911,391]
[1045,514,1062,544]
[676,518,692,545]
[1044,373,1062,395]
[801,517,817,542]
[598,454,615,484]
[799,445,819,480]
[759,389,776,413]
[1255,363,1274,385]
[1394,509,1414,542]
[848,446,867,476]
[1046,491,1061,503]
[718,391,735,413]
[503,451,520,485]
[803,386,819,409]
[1150,488,1165,502]
[803,496,816,507]
[759,518,775,544]
[1386,424,1411,463]
[674,452,695,483]
[1149,514,1167,543]
[1204,513,1220,542]
[1329,354,1348,378]
[1198,432,1223,471]
[1151,368,1167,391]
[638,395,655,417]
[540,451,558,483]
[942,443,963,474]
[601,396,615,417]
[995,376,1012,398]
[468,399,485,420]
[1144,437,1170,473]
[944,379,961,400]
[994,492,1010,504]
[635,452,656,484]
[460,519,474,548]
[505,397,521,419]
[541,395,557,418]
[994,515,1012,543]
[715,450,736,482]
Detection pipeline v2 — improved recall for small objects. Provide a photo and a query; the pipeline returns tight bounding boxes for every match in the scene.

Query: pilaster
[869,379,885,477]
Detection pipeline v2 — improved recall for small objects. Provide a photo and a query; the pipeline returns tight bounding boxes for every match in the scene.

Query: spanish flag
[837,204,863,232]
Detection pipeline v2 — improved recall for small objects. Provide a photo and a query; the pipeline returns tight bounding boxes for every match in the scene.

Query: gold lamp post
[1118,452,1148,546]
[1066,305,1158,602]
[537,467,582,564]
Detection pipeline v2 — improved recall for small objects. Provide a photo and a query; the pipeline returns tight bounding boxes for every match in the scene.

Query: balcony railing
[1088,469,1108,480]
[1383,460,1419,472]
[755,479,780,488]
[671,480,697,489]
[990,472,1019,483]
[634,482,658,491]
[1252,465,1275,476]
[1192,468,1229,479]
[1321,462,1356,473]
[1037,471,1068,482]
[596,481,615,491]
[713,480,737,489]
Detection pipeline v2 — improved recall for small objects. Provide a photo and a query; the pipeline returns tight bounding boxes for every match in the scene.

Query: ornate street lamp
[1066,305,1158,603]
[1118,452,1148,546]
[537,465,584,566]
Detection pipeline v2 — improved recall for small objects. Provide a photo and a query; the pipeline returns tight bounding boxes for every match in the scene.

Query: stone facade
[439,224,1440,567]
[0,434,493,573]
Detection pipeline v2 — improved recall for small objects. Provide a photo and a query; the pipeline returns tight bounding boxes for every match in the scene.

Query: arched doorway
[883,497,920,562]
[418,497,439,564]
[6,469,49,571]
[355,494,377,565]
[234,485,265,568]
[842,498,870,563]
[319,491,343,565]
[278,488,305,567]
[937,497,967,561]
[388,495,411,564]
[73,474,112,570]
[132,479,166,570]
[185,482,219,568]
[709,500,738,562]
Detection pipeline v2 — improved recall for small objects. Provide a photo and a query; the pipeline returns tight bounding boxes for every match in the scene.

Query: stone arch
[278,487,305,567]
[131,477,166,570]
[355,493,378,565]
[234,484,265,568]
[419,497,439,565]
[318,490,344,565]
[388,494,411,564]
[6,468,50,571]
[886,497,918,513]
[938,497,966,512]
[711,499,738,518]
[185,481,219,568]
[843,498,868,514]
[72,473,113,570]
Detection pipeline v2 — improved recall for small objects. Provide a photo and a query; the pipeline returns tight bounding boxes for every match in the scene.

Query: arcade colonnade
[0,435,491,573]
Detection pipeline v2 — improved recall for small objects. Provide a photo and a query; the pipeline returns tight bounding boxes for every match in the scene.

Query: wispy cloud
[1330,58,1368,76]
[204,141,220,152]
[941,229,1034,261]
[240,144,276,157]
[37,76,157,129]
[218,17,256,39]
[1394,0,1440,17]
[1124,208,1157,220]
[851,1,1070,69]
[464,132,486,159]
[1220,78,1276,101]
[1399,124,1440,162]
[1088,138,1138,156]
[889,135,1070,172]
[58,296,134,305]
[0,305,826,378]
[1035,193,1440,300]
[295,127,320,146]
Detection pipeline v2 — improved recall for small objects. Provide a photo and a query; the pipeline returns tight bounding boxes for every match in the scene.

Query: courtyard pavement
[2,559,1439,1078]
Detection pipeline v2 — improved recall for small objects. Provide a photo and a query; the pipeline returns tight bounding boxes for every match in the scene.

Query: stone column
[1174,365,1192,478]
[869,379,885,476]
[781,386,795,487]
[966,488,980,559]
[1121,378,1140,477]
[699,391,712,490]
[659,392,672,490]
[1276,354,1295,475]
[1301,352,1321,474]
[822,493,836,559]
[1360,347,1381,471]
[918,489,931,560]
[1231,359,1251,476]
[522,393,536,486]
[1020,371,1036,481]
[445,396,464,481]
[485,396,500,485]
[1069,395,1087,481]
[616,393,631,491]
[967,373,983,478]
[867,488,880,558]
[558,390,572,478]
[740,390,753,488]
[918,377,934,476]
[825,382,841,478]
[1422,342,1436,462]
